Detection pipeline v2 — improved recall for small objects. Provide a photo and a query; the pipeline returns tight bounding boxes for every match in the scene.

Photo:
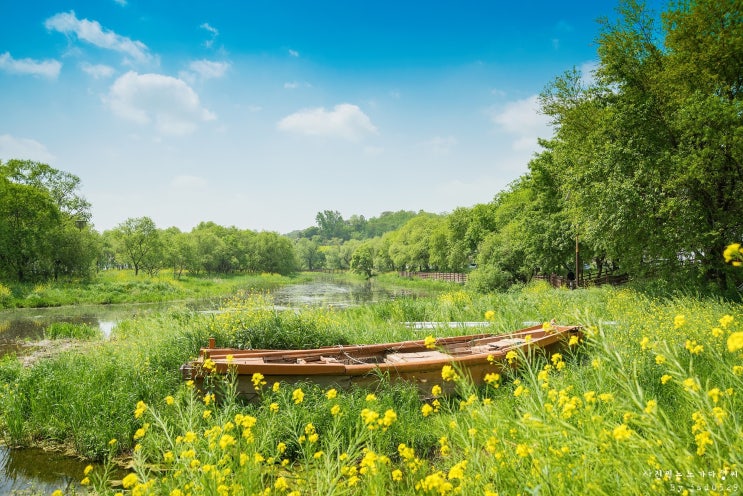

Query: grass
[0,281,741,495]
[0,270,307,308]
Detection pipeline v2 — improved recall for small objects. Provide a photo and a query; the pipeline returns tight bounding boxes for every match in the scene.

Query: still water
[0,280,413,493]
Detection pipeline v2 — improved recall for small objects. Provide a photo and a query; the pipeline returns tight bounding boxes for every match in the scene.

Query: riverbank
[0,282,741,494]
[0,271,314,309]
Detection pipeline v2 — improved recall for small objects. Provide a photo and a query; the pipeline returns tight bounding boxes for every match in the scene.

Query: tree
[537,0,743,290]
[110,217,162,276]
[350,242,375,278]
[0,177,59,281]
[295,238,325,271]
[251,232,298,275]
[0,160,95,282]
[315,210,349,241]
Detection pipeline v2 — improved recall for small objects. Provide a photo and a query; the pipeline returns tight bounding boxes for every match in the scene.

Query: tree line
[2,0,741,294]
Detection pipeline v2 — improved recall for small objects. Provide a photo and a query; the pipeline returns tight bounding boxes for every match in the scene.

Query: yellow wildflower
[424,335,437,349]
[421,403,434,417]
[612,424,633,441]
[441,365,459,382]
[506,350,518,364]
[326,388,338,399]
[331,404,341,416]
[269,402,279,413]
[272,382,280,392]
[251,372,266,390]
[515,444,533,457]
[484,372,501,386]
[640,336,650,350]
[683,378,700,392]
[165,395,175,406]
[134,400,147,419]
[84,464,93,475]
[122,473,138,489]
[661,375,673,385]
[484,310,496,321]
[733,365,743,376]
[727,332,743,353]
[719,315,734,328]
[674,315,686,329]
[723,243,742,264]
[655,354,666,365]
[292,388,304,404]
[392,469,403,481]
[365,393,377,402]
[568,335,580,346]
[685,340,704,355]
[431,384,442,397]
[644,399,657,414]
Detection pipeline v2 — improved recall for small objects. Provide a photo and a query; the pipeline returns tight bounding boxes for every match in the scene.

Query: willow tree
[537,0,743,290]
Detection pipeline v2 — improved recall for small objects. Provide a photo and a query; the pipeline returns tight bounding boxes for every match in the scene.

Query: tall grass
[1,283,741,495]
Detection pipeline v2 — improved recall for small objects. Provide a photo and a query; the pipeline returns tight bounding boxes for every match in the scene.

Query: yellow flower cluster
[723,243,742,266]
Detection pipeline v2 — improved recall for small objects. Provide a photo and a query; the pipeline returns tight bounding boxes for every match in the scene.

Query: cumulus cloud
[288,49,299,57]
[187,59,230,79]
[105,71,216,135]
[80,62,115,79]
[277,104,377,142]
[0,52,61,79]
[490,95,551,151]
[0,135,56,163]
[45,11,153,65]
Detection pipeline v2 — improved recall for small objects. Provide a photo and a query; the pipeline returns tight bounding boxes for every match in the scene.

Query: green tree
[315,210,349,241]
[110,217,162,276]
[537,0,743,290]
[0,160,95,281]
[295,238,325,271]
[350,242,375,278]
[251,232,298,275]
[0,177,59,281]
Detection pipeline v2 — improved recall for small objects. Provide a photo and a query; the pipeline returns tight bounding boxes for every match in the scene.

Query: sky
[1,0,634,234]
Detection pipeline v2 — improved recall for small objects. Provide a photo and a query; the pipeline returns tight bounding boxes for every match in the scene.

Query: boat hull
[181,324,581,400]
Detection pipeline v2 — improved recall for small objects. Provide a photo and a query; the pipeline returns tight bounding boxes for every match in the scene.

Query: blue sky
[1,1,635,234]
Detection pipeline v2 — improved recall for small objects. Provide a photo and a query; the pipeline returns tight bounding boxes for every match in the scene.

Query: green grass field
[1,279,741,495]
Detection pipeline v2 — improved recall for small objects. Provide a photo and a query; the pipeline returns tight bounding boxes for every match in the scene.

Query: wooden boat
[181,323,582,400]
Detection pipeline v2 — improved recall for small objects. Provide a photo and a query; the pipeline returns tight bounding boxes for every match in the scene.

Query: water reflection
[0,446,83,494]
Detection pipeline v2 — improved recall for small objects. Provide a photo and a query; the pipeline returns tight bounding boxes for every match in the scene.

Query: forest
[1,0,741,297]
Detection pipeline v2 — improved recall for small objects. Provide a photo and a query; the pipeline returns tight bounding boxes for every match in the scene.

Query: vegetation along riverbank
[0,278,741,495]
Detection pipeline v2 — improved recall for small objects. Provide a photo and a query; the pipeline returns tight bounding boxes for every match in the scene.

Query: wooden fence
[533,273,629,289]
[398,271,468,284]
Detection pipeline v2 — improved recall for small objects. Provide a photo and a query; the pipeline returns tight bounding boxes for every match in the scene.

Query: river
[0,279,415,494]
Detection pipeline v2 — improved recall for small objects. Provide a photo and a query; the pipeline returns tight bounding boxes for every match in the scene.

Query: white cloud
[0,52,61,79]
[187,59,230,79]
[490,95,551,151]
[45,11,153,65]
[200,23,219,48]
[288,49,299,57]
[105,71,216,135]
[421,136,458,155]
[277,104,378,142]
[80,62,115,79]
[0,135,56,163]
